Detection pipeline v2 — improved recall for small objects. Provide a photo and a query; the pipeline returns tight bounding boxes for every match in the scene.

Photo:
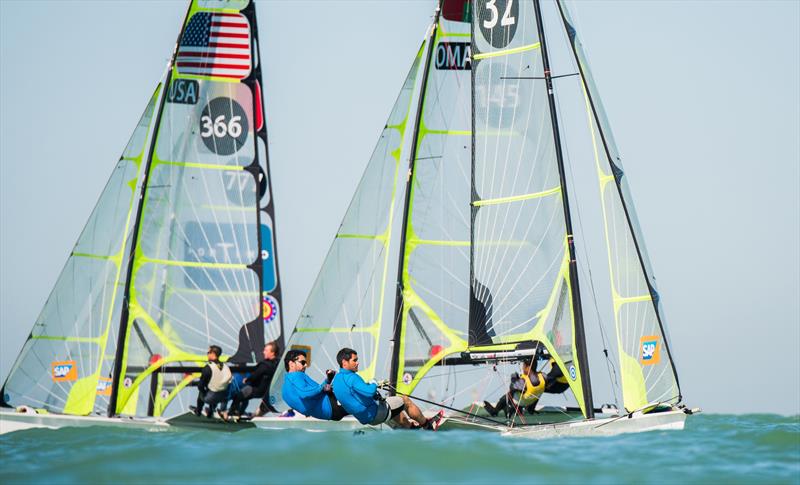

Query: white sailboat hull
[502,409,689,439]
[0,408,169,435]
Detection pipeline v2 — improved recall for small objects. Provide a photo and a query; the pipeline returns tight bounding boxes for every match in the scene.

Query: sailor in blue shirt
[331,347,443,429]
[281,349,347,421]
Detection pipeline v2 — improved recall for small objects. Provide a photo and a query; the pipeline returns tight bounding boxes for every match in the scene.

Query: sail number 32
[482,0,515,29]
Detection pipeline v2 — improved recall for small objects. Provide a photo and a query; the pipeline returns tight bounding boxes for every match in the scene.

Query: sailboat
[0,0,284,434]
[269,0,697,437]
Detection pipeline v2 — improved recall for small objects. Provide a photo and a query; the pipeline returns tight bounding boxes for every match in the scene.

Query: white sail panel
[394,9,473,397]
[268,49,424,407]
[471,0,588,413]
[558,0,681,410]
[1,88,160,415]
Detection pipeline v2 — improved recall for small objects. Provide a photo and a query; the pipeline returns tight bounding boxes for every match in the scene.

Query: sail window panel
[407,244,470,338]
[73,160,139,258]
[474,0,541,55]
[474,57,558,201]
[617,300,679,407]
[602,184,651,300]
[338,129,403,237]
[156,80,255,167]
[297,238,386,333]
[472,195,565,340]
[133,263,258,357]
[138,164,258,265]
[122,88,159,160]
[33,258,119,340]
[4,339,101,414]
[410,134,470,241]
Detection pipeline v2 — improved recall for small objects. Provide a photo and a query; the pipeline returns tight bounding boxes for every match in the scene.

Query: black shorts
[327,393,348,421]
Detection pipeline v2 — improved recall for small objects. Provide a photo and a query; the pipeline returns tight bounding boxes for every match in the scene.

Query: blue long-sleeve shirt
[282,371,332,420]
[331,368,377,425]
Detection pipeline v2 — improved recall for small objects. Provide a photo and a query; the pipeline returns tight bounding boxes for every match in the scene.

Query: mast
[107,1,193,418]
[532,0,594,419]
[554,0,681,401]
[388,1,442,393]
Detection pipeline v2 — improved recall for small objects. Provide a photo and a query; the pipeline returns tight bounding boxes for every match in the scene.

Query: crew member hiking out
[281,349,348,421]
[331,347,443,430]
[193,345,232,418]
[221,341,281,420]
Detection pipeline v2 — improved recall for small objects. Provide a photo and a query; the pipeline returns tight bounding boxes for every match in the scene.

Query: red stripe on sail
[210,32,249,39]
[177,52,250,60]
[207,42,249,49]
[211,21,249,28]
[176,62,250,70]
[254,80,264,132]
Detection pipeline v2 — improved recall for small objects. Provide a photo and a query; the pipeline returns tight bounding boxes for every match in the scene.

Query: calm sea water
[1,414,798,484]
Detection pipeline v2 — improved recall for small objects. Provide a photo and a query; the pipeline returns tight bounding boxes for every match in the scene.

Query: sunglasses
[296,359,308,366]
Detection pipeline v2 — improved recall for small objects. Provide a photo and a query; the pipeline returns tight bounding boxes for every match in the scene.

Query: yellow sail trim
[296,324,379,337]
[473,42,541,60]
[473,186,561,207]
[153,373,199,417]
[137,256,248,270]
[582,81,650,412]
[31,335,103,343]
[155,158,246,171]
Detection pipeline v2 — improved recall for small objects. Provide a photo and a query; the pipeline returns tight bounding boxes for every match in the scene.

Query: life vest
[208,362,232,392]
[519,372,545,406]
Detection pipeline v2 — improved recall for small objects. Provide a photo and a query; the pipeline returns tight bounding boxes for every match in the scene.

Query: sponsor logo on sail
[435,42,471,70]
[52,361,77,382]
[96,377,112,396]
[640,336,661,365]
[568,364,577,381]
[402,372,413,385]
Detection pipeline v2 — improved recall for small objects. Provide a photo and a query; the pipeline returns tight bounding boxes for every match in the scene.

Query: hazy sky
[1,0,798,415]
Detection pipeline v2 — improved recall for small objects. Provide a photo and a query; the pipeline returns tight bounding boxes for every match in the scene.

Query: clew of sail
[470,0,588,414]
[391,2,475,399]
[110,0,284,417]
[268,45,425,407]
[557,1,680,412]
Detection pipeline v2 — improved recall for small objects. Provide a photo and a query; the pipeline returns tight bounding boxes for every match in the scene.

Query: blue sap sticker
[640,336,661,365]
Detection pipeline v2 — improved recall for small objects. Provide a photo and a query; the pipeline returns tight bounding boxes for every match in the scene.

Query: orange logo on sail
[640,336,661,365]
[52,361,77,382]
[96,377,112,396]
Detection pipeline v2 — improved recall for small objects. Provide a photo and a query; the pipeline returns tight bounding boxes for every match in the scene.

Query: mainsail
[2,0,284,418]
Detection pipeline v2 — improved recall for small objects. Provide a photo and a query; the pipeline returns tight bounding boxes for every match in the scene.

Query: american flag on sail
[176,12,251,79]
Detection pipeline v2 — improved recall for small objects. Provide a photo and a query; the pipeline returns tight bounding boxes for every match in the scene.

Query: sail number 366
[201,115,243,139]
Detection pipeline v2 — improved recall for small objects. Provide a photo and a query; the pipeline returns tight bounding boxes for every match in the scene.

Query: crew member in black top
[223,341,280,419]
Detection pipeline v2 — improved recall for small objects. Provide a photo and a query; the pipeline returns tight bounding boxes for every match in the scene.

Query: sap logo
[51,361,77,382]
[435,42,471,70]
[96,377,112,396]
[167,79,199,105]
[640,336,661,365]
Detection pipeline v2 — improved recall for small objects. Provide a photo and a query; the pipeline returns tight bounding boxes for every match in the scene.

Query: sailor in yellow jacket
[483,358,546,418]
